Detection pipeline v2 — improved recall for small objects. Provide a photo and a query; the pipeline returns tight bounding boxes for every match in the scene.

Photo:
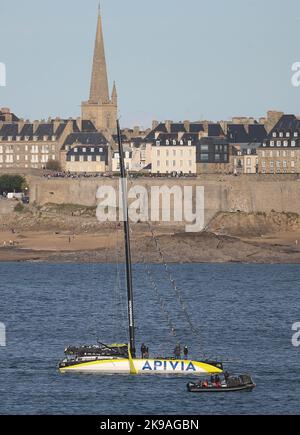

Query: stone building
[0,108,77,170]
[81,8,117,132]
[61,130,110,173]
[151,133,197,175]
[258,114,300,174]
[196,137,232,175]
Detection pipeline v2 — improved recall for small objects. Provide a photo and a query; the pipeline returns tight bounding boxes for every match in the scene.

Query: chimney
[152,120,159,130]
[33,120,40,132]
[53,117,62,132]
[184,120,190,132]
[18,119,25,134]
[165,120,172,133]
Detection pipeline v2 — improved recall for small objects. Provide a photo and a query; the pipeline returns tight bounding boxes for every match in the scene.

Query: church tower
[81,7,117,132]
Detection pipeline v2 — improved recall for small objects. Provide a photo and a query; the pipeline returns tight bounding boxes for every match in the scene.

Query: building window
[270,141,274,147]
[291,151,295,157]
[200,154,209,162]
[291,141,296,147]
[286,132,290,138]
[276,141,281,147]
[272,132,277,138]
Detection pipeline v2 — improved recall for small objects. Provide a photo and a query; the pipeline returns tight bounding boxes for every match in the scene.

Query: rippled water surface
[0,262,299,415]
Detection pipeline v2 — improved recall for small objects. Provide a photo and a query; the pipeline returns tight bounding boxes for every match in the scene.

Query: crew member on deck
[141,343,147,359]
[183,345,188,359]
[174,344,181,359]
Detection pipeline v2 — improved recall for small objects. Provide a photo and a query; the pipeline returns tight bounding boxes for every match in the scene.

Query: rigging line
[114,223,129,344]
[144,262,181,343]
[126,179,211,360]
[147,223,201,338]
[133,226,180,344]
[127,178,181,343]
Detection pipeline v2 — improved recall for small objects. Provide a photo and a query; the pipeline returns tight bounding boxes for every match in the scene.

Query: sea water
[0,262,299,415]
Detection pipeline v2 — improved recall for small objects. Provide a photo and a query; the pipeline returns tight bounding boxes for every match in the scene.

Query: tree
[45,160,62,171]
[0,175,26,195]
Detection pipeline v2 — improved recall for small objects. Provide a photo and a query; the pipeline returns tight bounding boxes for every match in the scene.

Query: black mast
[117,120,136,358]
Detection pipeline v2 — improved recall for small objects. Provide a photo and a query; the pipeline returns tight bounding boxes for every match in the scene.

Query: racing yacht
[58,121,223,376]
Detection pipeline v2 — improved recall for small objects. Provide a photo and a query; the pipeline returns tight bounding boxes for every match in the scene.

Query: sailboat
[58,121,223,376]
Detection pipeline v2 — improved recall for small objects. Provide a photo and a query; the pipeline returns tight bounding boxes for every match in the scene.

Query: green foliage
[0,175,26,194]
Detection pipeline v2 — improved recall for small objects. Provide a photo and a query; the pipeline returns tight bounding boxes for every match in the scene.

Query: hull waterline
[59,358,223,376]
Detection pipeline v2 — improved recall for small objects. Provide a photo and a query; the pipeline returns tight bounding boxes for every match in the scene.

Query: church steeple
[82,7,118,132]
[89,7,110,104]
[111,81,117,105]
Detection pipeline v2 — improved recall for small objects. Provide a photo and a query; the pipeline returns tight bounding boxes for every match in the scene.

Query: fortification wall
[27,175,300,226]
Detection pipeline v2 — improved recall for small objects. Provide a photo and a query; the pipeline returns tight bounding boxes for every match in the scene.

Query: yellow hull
[59,358,223,375]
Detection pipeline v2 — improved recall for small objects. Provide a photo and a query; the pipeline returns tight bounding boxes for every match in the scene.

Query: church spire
[111,81,117,105]
[89,7,110,104]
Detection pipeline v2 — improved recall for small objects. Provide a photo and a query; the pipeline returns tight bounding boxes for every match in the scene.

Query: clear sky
[1,0,300,128]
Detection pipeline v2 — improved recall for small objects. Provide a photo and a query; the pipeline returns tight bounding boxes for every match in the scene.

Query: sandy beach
[2,202,300,263]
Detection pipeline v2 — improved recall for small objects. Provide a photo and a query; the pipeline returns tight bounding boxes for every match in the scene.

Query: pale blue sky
[1,0,300,128]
